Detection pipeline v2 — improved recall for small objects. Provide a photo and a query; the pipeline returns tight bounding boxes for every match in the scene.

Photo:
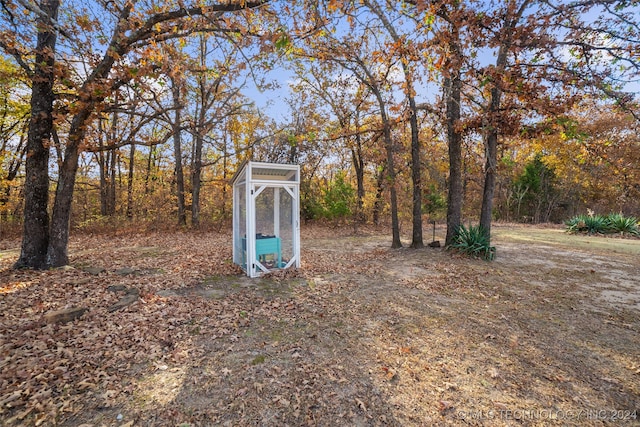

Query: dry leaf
[438,400,453,412]
[355,398,367,412]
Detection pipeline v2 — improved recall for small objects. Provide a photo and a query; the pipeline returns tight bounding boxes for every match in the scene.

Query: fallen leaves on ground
[0,225,639,426]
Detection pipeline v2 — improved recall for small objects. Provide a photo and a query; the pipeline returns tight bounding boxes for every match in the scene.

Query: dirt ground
[0,224,639,426]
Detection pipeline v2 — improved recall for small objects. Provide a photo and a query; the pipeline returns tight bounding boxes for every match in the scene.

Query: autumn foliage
[0,0,639,246]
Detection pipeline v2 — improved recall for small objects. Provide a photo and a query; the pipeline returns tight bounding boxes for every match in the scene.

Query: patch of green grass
[203,274,224,284]
[251,354,266,365]
[494,226,640,255]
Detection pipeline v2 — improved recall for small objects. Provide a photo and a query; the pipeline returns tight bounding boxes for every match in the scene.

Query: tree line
[0,0,638,268]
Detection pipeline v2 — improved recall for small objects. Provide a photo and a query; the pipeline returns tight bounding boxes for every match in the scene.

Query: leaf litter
[0,224,639,426]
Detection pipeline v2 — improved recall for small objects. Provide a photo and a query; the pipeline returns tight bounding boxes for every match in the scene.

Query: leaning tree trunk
[15,0,60,269]
[371,88,402,248]
[46,32,125,266]
[46,98,96,267]
[30,0,267,266]
[479,0,527,242]
[369,0,422,248]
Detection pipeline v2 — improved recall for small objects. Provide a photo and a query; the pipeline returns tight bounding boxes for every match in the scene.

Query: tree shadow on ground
[119,235,639,426]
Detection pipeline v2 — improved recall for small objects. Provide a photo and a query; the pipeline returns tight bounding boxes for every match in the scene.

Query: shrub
[322,172,355,221]
[449,224,496,261]
[511,154,558,223]
[424,184,447,219]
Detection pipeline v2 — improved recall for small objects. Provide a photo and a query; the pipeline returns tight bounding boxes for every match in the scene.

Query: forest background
[1,0,639,267]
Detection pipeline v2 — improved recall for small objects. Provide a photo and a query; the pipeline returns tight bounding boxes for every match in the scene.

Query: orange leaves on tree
[75,15,95,32]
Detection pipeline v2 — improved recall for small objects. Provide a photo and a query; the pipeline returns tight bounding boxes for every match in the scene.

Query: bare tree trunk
[47,27,128,266]
[479,0,530,242]
[15,0,59,269]
[171,81,187,227]
[107,102,119,215]
[372,161,386,226]
[351,141,365,222]
[191,134,203,228]
[46,16,129,266]
[107,148,117,215]
[369,89,401,247]
[407,90,423,248]
[220,129,230,220]
[382,120,402,248]
[98,148,108,215]
[97,110,118,216]
[127,143,135,219]
[433,5,465,247]
[145,145,155,195]
[444,71,463,247]
[21,0,264,267]
[221,151,228,220]
[367,0,422,247]
[480,128,498,235]
[2,133,26,223]
[47,124,82,267]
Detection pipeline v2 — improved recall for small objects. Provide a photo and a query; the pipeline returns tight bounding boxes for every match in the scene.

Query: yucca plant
[565,214,589,233]
[565,213,608,234]
[605,213,639,236]
[449,224,496,261]
[583,214,608,234]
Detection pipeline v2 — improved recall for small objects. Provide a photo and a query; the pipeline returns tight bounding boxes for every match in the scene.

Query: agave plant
[565,214,589,233]
[565,213,608,234]
[584,214,609,233]
[605,213,639,236]
[449,224,496,261]
[566,212,639,236]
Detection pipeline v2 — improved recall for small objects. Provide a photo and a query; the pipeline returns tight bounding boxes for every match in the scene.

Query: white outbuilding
[231,161,300,278]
